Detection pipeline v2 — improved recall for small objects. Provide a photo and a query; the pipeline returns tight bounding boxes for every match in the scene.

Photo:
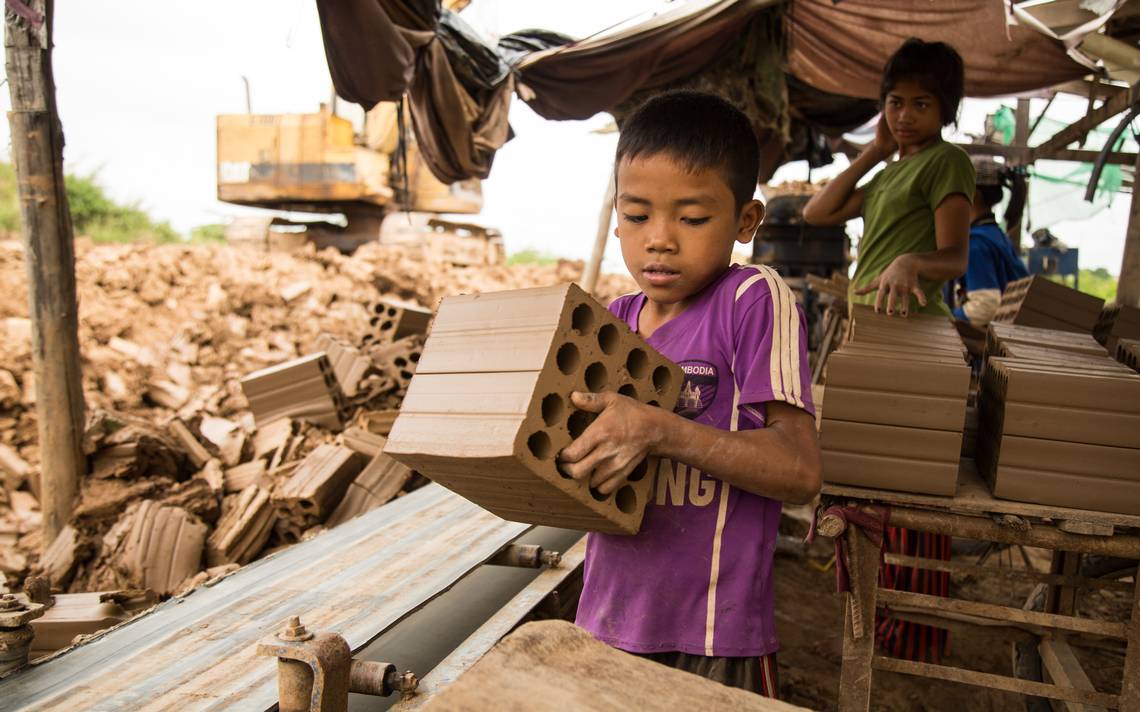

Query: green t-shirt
[852,141,975,315]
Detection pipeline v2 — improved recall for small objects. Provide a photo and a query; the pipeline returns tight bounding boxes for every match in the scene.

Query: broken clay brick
[223,460,269,494]
[271,443,364,528]
[325,451,413,528]
[316,334,378,398]
[207,485,275,567]
[111,501,208,596]
[29,591,153,661]
[384,283,683,535]
[240,353,348,431]
[341,427,387,459]
[367,298,433,344]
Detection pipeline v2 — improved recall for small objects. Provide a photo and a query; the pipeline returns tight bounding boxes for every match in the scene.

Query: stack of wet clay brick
[1094,302,1140,373]
[385,284,683,534]
[992,275,1104,333]
[819,305,970,496]
[978,321,1140,515]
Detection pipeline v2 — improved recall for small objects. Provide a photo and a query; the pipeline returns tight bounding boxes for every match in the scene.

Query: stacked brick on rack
[992,274,1104,333]
[977,320,1140,515]
[818,305,971,496]
[385,284,683,534]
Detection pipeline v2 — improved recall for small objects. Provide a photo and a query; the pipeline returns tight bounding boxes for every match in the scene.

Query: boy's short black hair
[880,38,965,127]
[616,90,759,211]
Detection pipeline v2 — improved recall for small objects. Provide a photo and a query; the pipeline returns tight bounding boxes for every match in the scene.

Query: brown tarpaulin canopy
[316,0,512,184]
[316,0,1088,183]
[786,0,1086,99]
[514,0,777,120]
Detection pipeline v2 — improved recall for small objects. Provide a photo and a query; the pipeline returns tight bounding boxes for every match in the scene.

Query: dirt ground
[774,536,1133,711]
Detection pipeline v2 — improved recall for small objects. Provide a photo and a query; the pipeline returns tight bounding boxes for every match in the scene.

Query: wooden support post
[1120,151,1140,307]
[838,525,881,712]
[4,1,86,549]
[1121,574,1140,712]
[581,169,615,295]
[1046,551,1081,617]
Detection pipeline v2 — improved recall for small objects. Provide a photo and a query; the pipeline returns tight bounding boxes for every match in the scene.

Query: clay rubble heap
[0,238,634,657]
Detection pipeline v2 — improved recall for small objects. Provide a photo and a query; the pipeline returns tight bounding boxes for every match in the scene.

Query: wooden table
[819,460,1140,712]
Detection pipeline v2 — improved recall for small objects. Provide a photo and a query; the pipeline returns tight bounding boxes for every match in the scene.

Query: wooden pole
[581,169,615,295]
[5,0,86,550]
[1119,151,1140,307]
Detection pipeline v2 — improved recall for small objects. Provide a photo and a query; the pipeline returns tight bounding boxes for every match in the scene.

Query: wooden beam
[4,0,85,549]
[1120,576,1140,712]
[1038,638,1108,712]
[887,507,1140,559]
[1051,79,1126,104]
[873,657,1119,708]
[1120,150,1140,307]
[877,589,1128,640]
[881,553,1131,593]
[581,169,614,295]
[838,526,881,712]
[1032,86,1139,161]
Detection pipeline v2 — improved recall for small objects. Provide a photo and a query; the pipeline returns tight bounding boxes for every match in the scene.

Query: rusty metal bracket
[0,592,46,677]
[258,617,417,712]
[486,544,561,569]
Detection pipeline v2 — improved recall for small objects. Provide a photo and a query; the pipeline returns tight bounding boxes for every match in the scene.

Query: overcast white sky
[0,0,1131,274]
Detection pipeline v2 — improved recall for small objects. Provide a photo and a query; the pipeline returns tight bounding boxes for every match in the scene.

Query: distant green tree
[0,160,184,243]
[189,223,226,244]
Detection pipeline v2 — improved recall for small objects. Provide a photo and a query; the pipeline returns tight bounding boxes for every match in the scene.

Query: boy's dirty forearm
[647,404,822,505]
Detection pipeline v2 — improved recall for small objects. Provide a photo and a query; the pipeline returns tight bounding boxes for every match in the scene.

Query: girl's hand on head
[556,391,663,495]
[871,115,898,160]
[854,254,926,317]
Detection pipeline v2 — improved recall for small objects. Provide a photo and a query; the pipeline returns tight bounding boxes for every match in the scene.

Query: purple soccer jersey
[575,264,815,657]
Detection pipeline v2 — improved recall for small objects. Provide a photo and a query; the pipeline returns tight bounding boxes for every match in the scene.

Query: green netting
[990,104,1136,230]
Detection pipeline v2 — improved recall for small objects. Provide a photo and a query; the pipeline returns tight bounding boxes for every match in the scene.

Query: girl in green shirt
[802,38,975,666]
[803,38,975,317]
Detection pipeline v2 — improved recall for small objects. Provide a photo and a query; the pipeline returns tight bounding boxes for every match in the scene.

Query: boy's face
[614,153,764,308]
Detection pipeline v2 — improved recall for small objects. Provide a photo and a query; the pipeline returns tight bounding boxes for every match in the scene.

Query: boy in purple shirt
[557,91,822,697]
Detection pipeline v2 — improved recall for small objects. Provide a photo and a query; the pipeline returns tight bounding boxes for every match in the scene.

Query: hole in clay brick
[585,362,608,392]
[627,460,648,482]
[541,394,564,426]
[626,349,649,378]
[597,323,619,354]
[615,485,637,514]
[557,343,580,374]
[589,486,610,502]
[652,366,672,393]
[395,357,408,368]
[571,303,595,335]
[410,352,421,363]
[567,410,596,439]
[400,370,414,380]
[299,499,316,510]
[618,384,638,399]
[528,431,553,460]
[380,320,393,331]
[387,307,398,317]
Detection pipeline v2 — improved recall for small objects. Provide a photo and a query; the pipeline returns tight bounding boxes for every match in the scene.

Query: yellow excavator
[215,99,503,264]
